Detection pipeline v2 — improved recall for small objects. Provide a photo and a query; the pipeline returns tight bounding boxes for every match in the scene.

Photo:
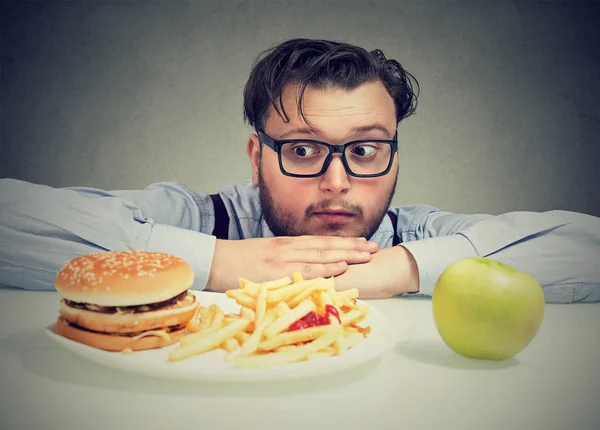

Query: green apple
[432,257,545,360]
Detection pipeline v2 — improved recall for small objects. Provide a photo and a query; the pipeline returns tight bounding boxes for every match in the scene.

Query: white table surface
[0,289,598,430]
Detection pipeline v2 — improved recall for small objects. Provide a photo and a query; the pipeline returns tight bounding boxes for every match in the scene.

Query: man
[0,38,598,303]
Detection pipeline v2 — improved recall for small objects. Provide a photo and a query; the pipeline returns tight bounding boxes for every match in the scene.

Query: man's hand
[207,236,379,292]
[334,245,420,299]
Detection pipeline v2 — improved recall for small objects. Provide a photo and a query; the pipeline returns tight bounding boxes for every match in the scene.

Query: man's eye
[351,145,377,157]
[292,145,317,157]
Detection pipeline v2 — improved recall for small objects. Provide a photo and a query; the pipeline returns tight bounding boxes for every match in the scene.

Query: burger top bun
[55,251,195,306]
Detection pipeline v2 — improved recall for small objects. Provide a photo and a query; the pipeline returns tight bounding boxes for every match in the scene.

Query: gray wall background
[2,0,599,217]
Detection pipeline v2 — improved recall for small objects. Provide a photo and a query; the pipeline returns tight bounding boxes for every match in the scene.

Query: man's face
[247,80,399,239]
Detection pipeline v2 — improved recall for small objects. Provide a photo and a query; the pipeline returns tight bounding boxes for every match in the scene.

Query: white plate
[45,290,397,382]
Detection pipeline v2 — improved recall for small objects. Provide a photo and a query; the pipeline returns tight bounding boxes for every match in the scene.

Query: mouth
[312,210,356,224]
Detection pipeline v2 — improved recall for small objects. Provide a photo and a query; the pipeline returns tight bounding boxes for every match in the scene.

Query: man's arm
[0,178,217,291]
[0,179,379,292]
[400,209,600,303]
[336,208,600,303]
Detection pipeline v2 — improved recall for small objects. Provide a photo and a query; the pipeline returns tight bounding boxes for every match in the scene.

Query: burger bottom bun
[53,317,187,352]
[60,293,198,334]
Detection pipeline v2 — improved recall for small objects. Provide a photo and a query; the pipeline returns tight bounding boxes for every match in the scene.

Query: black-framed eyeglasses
[257,130,398,178]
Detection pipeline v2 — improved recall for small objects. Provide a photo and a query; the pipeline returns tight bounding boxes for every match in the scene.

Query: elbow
[0,263,57,291]
[543,283,600,304]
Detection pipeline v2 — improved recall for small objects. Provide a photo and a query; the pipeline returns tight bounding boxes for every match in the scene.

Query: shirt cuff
[145,223,216,291]
[400,234,478,297]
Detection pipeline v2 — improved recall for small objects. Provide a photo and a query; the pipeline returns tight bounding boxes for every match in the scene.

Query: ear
[247,133,261,187]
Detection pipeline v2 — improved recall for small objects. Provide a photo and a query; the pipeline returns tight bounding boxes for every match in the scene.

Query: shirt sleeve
[397,208,600,303]
[0,178,218,291]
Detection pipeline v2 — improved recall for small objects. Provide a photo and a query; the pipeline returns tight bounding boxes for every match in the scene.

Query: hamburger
[52,250,199,352]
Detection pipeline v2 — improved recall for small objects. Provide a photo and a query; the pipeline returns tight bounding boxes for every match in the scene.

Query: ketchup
[287,304,342,331]
[325,304,341,324]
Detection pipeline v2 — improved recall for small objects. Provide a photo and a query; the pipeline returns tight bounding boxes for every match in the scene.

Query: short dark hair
[243,38,420,132]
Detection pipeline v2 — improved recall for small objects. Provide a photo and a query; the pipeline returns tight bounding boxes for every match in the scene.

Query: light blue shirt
[0,178,598,303]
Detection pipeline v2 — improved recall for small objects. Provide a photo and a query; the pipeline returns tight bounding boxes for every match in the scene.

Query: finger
[288,249,372,265]
[291,236,379,253]
[292,261,348,280]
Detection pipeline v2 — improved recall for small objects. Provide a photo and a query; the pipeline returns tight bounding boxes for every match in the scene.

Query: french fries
[168,273,370,368]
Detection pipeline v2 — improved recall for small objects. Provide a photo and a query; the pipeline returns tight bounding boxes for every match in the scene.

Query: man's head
[243,38,419,239]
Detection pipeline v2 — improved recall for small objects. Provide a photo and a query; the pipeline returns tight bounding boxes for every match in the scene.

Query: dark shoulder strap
[387,211,400,246]
[209,193,229,240]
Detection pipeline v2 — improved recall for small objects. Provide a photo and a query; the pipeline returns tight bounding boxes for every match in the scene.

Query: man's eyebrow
[350,124,393,138]
[278,124,393,140]
[278,128,318,139]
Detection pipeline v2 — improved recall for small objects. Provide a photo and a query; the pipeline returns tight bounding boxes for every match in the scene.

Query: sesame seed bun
[55,251,195,306]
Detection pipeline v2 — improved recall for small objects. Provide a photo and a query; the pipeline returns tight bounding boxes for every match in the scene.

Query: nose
[319,155,350,194]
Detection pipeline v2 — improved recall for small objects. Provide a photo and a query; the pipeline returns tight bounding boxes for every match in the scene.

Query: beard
[257,162,398,239]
